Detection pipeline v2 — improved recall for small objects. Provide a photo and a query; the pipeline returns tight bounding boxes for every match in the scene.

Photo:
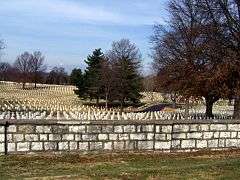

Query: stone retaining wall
[1,119,240,154]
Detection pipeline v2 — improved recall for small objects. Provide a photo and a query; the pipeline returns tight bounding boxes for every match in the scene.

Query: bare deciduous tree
[30,51,46,88]
[14,52,32,89]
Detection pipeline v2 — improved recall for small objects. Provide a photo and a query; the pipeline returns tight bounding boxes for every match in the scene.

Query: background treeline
[0,51,69,88]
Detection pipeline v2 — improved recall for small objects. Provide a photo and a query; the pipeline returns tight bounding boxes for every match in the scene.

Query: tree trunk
[96,97,99,106]
[233,96,240,119]
[205,96,215,118]
[184,99,190,120]
[105,92,109,109]
[120,98,124,114]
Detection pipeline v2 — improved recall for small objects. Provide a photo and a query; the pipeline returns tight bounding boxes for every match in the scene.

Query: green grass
[1,150,240,179]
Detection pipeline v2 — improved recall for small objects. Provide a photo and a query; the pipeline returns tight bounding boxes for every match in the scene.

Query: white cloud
[0,0,165,25]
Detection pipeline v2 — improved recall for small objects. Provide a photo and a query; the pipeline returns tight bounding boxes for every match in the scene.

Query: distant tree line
[0,49,69,88]
[151,0,240,118]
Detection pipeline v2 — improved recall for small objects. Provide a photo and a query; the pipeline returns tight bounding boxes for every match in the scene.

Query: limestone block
[155,134,166,140]
[8,143,15,152]
[172,133,186,139]
[12,134,24,142]
[75,134,81,141]
[18,125,35,133]
[114,141,124,150]
[219,139,225,147]
[49,134,61,141]
[161,125,172,133]
[39,134,48,141]
[62,134,74,141]
[166,134,172,140]
[181,140,195,148]
[44,142,57,150]
[155,141,171,150]
[130,133,146,140]
[6,134,12,143]
[138,141,153,150]
[187,132,202,139]
[171,140,181,148]
[118,134,129,140]
[98,134,108,140]
[147,133,154,140]
[36,126,51,133]
[142,125,154,132]
[8,125,17,133]
[109,134,118,140]
[203,132,213,139]
[52,125,69,134]
[200,125,209,131]
[89,142,102,150]
[102,125,113,133]
[0,143,4,153]
[210,124,227,131]
[220,132,231,138]
[25,134,39,141]
[214,132,220,138]
[114,126,123,133]
[31,142,43,151]
[173,124,189,132]
[136,125,141,132]
[189,124,199,132]
[226,139,240,147]
[79,142,89,150]
[87,125,101,133]
[82,134,97,141]
[228,124,240,131]
[69,142,78,150]
[231,132,237,138]
[69,125,85,133]
[155,125,161,133]
[58,142,69,150]
[208,139,218,148]
[0,126,4,133]
[0,134,4,142]
[196,140,207,148]
[17,142,30,151]
[125,141,136,150]
[104,142,112,150]
[123,125,136,133]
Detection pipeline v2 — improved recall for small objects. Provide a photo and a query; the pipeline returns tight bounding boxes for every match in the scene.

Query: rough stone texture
[69,125,85,133]
[0,134,4,142]
[2,120,240,154]
[138,141,153,150]
[0,126,4,133]
[124,125,136,133]
[0,143,4,153]
[173,125,189,132]
[31,142,43,151]
[210,124,227,131]
[17,142,30,151]
[58,142,69,150]
[155,141,171,150]
[181,140,195,148]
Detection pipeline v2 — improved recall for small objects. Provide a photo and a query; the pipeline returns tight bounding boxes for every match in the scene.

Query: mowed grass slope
[1,150,240,179]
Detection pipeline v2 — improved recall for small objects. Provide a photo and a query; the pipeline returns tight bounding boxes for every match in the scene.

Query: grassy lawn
[1,150,240,179]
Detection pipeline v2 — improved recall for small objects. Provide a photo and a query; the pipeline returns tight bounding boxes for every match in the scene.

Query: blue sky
[0,0,168,73]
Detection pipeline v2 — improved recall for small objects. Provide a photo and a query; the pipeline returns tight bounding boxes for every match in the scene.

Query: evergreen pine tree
[84,49,104,104]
